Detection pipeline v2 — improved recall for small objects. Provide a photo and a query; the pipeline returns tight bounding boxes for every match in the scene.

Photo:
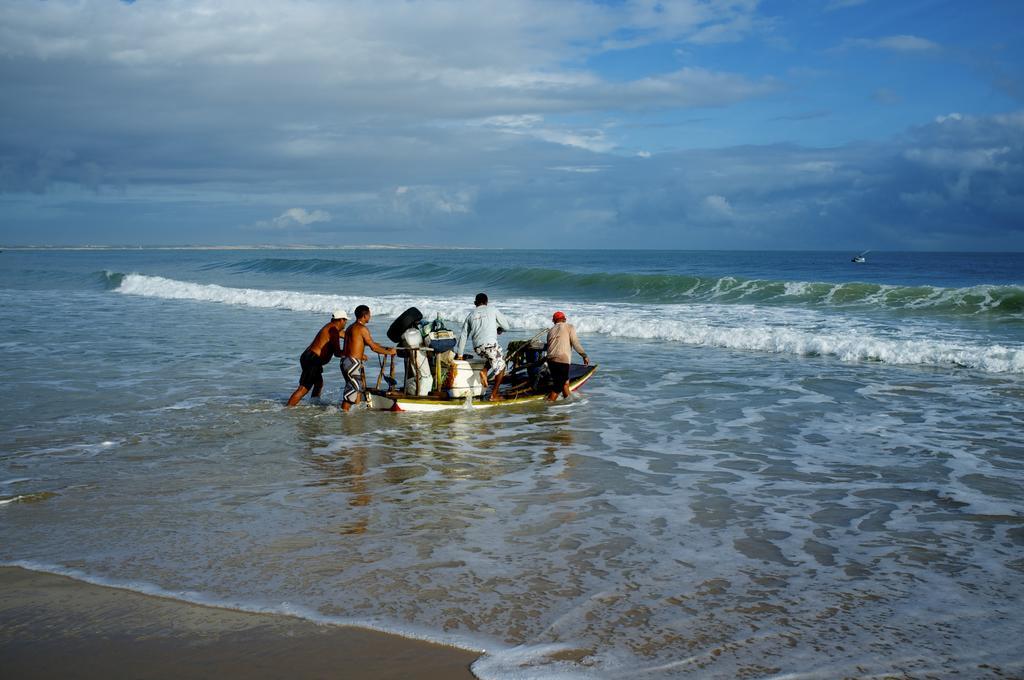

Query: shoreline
[0,566,480,679]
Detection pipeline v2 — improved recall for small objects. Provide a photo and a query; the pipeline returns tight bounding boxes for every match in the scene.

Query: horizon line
[2,245,1024,254]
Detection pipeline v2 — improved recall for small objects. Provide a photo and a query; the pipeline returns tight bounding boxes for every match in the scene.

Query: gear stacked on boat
[365,305,597,411]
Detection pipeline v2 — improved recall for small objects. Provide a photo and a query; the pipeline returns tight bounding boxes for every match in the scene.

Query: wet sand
[0,566,479,679]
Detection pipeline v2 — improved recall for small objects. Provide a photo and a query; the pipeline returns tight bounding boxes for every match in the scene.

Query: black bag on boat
[387,307,423,343]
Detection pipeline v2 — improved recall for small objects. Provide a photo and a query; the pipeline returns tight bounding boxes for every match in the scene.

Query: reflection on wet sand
[291,407,585,540]
[295,412,374,534]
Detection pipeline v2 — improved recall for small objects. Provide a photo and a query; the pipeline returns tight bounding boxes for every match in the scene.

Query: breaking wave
[193,258,1024,317]
[100,270,126,289]
[111,273,1024,374]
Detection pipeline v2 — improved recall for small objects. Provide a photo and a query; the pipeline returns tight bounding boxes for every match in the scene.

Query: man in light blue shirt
[455,292,512,400]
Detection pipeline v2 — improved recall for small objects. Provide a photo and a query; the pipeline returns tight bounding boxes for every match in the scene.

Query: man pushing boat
[455,292,512,401]
[286,310,348,407]
[341,305,397,412]
[546,311,589,400]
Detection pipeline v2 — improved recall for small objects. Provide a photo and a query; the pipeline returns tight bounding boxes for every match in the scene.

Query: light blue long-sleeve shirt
[455,304,512,356]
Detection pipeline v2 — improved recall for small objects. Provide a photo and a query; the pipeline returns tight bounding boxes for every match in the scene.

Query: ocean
[1,248,1022,678]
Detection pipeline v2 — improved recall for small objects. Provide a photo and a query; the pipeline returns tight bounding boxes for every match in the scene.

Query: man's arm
[455,315,471,358]
[330,330,344,357]
[495,309,512,334]
[363,327,396,356]
[570,326,589,364]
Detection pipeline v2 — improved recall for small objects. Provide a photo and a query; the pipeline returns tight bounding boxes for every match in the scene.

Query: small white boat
[365,360,598,412]
[851,250,869,263]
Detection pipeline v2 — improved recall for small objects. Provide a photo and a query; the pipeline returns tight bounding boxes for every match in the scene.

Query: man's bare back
[308,323,344,362]
[343,321,392,359]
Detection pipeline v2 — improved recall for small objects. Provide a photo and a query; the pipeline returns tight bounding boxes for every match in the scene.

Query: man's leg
[489,370,505,400]
[484,345,506,400]
[341,358,363,412]
[287,385,309,407]
[470,347,490,387]
[547,362,570,400]
[291,352,320,406]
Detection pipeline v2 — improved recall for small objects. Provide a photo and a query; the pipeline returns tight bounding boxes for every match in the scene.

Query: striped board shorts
[341,357,364,404]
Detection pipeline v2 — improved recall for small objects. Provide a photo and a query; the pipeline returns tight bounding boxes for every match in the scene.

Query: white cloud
[625,67,778,107]
[548,166,609,173]
[271,208,332,228]
[0,0,776,192]
[475,115,546,130]
[993,112,1024,128]
[0,1,764,70]
[3,2,1022,251]
[874,35,940,52]
[0,2,774,118]
[825,0,869,10]
[703,194,735,217]
[792,161,839,174]
[904,146,1011,172]
[835,34,940,53]
[392,185,476,216]
[479,115,615,152]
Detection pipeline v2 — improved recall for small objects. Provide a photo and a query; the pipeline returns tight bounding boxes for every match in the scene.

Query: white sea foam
[471,644,597,679]
[14,439,122,459]
[782,281,810,296]
[114,274,1024,374]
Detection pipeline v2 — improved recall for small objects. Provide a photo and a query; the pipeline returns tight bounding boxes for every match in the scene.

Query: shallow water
[1,248,1022,678]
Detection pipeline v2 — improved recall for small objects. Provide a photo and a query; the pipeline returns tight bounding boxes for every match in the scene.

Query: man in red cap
[545,311,589,400]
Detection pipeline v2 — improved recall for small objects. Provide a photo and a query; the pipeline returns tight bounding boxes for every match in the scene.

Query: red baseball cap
[552,311,566,322]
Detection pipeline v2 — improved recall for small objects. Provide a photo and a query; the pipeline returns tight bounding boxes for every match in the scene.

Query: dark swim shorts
[547,360,570,390]
[299,349,326,388]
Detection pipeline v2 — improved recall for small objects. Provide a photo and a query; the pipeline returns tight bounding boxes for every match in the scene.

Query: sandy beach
[0,566,479,679]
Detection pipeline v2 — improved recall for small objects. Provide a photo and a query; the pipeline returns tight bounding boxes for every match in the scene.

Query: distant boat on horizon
[851,250,870,263]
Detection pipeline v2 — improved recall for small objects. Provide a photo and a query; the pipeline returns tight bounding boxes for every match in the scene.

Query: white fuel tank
[401,329,432,396]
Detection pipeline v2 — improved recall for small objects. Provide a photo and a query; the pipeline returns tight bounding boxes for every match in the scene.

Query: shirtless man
[341,305,397,411]
[287,310,348,407]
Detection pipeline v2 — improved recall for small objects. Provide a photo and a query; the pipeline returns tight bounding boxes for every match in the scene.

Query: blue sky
[1,0,1022,249]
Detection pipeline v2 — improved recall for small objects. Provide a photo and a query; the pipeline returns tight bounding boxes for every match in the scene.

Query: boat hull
[365,364,597,412]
